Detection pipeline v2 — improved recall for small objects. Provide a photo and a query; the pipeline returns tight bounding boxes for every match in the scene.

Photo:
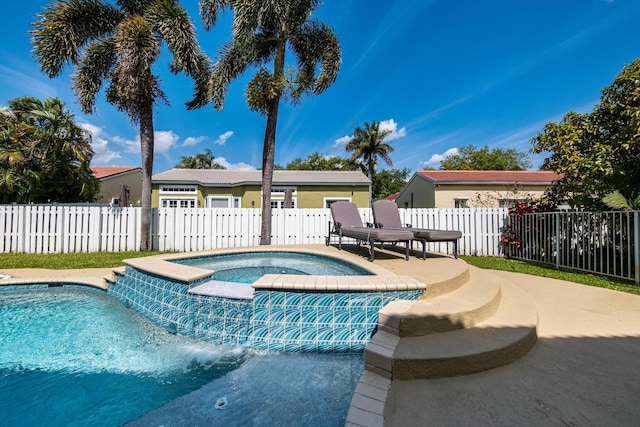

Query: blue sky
[1,0,639,174]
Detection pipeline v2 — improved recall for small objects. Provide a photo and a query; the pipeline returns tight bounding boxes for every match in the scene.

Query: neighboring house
[91,166,143,206]
[384,192,400,202]
[151,169,371,209]
[395,170,562,209]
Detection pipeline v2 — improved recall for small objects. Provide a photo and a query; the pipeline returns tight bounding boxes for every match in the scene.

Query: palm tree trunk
[259,37,286,245]
[139,105,154,251]
[260,99,279,245]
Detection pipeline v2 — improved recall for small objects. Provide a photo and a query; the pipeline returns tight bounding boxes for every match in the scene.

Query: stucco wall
[434,184,548,208]
[395,178,435,208]
[97,170,143,205]
[152,184,370,208]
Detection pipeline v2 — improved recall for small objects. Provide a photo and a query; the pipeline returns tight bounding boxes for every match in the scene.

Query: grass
[1,251,638,296]
[0,251,168,269]
[460,255,640,296]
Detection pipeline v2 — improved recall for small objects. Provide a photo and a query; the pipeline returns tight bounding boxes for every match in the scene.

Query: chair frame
[371,200,462,260]
[326,201,414,261]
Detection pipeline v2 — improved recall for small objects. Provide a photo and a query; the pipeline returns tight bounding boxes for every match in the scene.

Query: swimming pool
[110,247,427,352]
[173,251,372,283]
[0,285,362,426]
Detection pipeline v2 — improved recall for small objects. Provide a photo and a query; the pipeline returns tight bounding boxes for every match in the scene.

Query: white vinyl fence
[1,205,509,256]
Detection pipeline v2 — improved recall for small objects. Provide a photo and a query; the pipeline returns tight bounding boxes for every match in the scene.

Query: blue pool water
[174,251,372,283]
[0,286,363,426]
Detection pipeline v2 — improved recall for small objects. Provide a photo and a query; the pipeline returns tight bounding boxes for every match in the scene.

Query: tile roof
[152,169,371,186]
[91,166,141,179]
[416,170,562,184]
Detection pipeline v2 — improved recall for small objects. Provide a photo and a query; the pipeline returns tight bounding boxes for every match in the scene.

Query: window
[160,198,196,208]
[454,198,468,208]
[323,197,351,208]
[207,196,241,208]
[271,199,296,209]
[499,198,524,208]
[159,185,197,194]
[270,186,297,195]
[268,186,296,208]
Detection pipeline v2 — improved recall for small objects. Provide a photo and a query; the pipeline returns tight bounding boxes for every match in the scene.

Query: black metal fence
[503,211,639,284]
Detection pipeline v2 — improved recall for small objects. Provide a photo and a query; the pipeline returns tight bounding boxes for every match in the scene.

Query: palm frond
[31,0,122,77]
[71,38,117,114]
[210,36,275,109]
[199,0,233,31]
[146,0,212,109]
[109,15,165,121]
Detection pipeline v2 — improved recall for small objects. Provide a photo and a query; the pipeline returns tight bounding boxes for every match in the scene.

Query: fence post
[555,212,561,270]
[634,211,639,284]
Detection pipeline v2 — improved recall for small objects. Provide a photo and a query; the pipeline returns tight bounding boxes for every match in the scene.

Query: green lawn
[460,255,640,296]
[0,251,168,269]
[1,251,637,296]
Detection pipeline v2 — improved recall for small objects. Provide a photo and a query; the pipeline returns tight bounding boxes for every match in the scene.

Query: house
[91,166,143,206]
[384,192,400,202]
[395,170,562,208]
[151,169,371,208]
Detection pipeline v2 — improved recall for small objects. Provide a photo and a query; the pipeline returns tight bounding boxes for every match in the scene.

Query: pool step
[189,280,255,300]
[377,267,502,337]
[103,266,125,288]
[363,266,538,380]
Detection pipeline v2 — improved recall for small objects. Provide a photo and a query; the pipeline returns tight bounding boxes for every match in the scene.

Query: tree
[439,145,531,171]
[372,168,410,200]
[531,59,640,209]
[200,0,341,245]
[0,96,99,203]
[285,152,357,171]
[176,148,225,169]
[345,121,395,198]
[32,0,209,250]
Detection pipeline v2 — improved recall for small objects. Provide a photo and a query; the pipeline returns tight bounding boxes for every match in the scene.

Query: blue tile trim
[108,266,422,352]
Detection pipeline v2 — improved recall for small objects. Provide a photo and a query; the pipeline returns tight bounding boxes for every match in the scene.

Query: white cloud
[215,156,256,170]
[78,122,122,165]
[115,130,179,154]
[215,131,234,145]
[154,130,180,153]
[379,118,407,141]
[424,147,459,165]
[334,135,353,147]
[182,136,206,147]
[334,119,406,147]
[114,135,140,154]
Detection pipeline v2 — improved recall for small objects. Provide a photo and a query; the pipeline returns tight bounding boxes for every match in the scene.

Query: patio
[2,244,640,426]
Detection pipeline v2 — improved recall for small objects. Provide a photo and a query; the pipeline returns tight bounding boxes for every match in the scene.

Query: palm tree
[31,0,210,250]
[345,120,394,200]
[1,96,98,203]
[176,148,225,169]
[602,190,640,210]
[199,0,341,244]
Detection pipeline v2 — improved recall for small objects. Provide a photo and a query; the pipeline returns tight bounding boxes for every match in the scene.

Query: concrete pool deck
[2,244,640,426]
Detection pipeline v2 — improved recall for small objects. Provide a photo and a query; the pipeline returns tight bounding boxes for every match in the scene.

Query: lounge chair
[371,200,462,259]
[326,201,414,261]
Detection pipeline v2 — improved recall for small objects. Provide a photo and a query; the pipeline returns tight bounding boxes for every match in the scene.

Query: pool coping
[122,245,428,292]
[0,274,108,290]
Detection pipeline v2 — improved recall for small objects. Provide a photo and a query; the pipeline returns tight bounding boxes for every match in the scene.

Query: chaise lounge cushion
[371,200,462,258]
[328,201,414,261]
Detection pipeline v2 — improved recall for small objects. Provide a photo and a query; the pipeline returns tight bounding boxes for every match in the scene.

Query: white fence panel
[0,205,509,255]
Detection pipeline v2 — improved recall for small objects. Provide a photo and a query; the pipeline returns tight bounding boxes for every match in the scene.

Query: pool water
[0,286,363,426]
[174,251,372,283]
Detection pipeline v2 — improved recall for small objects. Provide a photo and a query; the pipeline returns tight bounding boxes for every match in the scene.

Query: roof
[384,192,400,201]
[415,170,562,185]
[152,169,371,186]
[91,166,141,179]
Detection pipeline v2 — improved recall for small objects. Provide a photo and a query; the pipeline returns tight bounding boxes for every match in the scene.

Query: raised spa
[108,249,426,352]
[172,251,372,283]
